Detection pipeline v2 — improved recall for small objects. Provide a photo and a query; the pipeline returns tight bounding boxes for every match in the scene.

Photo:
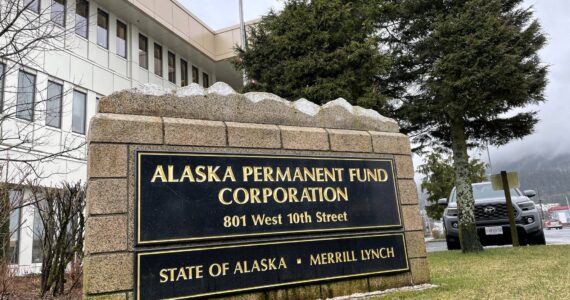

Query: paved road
[426,227,570,252]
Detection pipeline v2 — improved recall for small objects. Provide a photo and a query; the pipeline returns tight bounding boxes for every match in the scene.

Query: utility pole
[537,187,544,221]
[239,0,248,86]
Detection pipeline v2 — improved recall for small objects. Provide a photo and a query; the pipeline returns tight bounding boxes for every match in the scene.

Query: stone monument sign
[83,82,429,299]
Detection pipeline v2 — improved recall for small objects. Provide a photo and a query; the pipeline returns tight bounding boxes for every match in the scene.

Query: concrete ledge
[328,129,372,152]
[280,125,329,150]
[85,215,127,254]
[164,118,226,146]
[370,131,411,154]
[265,284,321,300]
[321,278,370,298]
[99,84,399,132]
[84,253,133,294]
[368,272,412,291]
[88,144,128,178]
[86,292,127,300]
[87,179,127,215]
[89,113,162,144]
[227,122,281,149]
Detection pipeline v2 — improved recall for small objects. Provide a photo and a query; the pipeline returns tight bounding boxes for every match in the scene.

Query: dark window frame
[96,9,109,49]
[192,66,199,84]
[116,20,127,58]
[51,0,66,26]
[75,0,89,38]
[138,34,148,69]
[71,89,87,134]
[167,51,176,83]
[16,70,36,121]
[202,72,209,88]
[180,59,188,87]
[45,80,63,128]
[154,43,163,77]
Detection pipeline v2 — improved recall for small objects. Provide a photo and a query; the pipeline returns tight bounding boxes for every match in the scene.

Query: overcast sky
[183,0,568,169]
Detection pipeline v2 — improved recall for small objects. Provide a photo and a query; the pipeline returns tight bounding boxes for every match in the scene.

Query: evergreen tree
[419,153,487,220]
[234,0,389,106]
[385,0,547,252]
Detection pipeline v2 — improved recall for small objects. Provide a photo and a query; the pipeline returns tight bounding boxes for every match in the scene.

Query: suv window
[450,183,520,202]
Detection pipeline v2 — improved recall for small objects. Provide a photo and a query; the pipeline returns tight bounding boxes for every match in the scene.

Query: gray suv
[441,182,545,250]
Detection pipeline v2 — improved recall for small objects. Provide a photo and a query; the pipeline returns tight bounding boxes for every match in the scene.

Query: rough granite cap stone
[98,82,400,132]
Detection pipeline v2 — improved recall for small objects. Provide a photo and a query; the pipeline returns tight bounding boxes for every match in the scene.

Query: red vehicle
[544,219,563,230]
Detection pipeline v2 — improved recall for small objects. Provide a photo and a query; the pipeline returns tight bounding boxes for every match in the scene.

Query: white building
[2,0,245,274]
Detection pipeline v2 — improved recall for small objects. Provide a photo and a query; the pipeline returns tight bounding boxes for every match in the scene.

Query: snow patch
[244,92,288,104]
[323,98,353,112]
[207,82,236,96]
[353,106,397,123]
[132,83,170,96]
[176,83,206,96]
[294,98,321,116]
[323,284,438,300]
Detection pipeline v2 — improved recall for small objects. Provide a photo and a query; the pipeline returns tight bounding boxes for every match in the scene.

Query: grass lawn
[376,245,570,299]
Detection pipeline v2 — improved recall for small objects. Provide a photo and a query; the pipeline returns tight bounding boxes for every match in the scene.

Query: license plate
[485,226,503,235]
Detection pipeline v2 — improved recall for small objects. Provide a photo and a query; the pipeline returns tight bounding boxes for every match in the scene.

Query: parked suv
[441,182,545,250]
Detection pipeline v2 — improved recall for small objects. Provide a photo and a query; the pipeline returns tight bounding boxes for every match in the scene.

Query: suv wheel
[446,236,461,250]
[528,230,546,245]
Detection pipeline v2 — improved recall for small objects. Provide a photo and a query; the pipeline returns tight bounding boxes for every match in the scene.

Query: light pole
[239,0,248,86]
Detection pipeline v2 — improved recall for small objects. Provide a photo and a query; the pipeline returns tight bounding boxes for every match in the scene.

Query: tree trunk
[450,117,483,253]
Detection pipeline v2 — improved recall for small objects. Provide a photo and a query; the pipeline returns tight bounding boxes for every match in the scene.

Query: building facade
[2,0,244,274]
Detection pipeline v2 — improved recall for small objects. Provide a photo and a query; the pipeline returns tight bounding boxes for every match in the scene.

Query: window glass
[154,44,162,76]
[16,71,36,121]
[8,191,23,264]
[24,0,40,13]
[46,81,63,128]
[75,0,88,38]
[32,207,44,263]
[192,66,199,84]
[0,63,5,110]
[138,34,148,69]
[116,21,127,58]
[97,9,109,48]
[202,72,209,88]
[168,52,176,83]
[51,0,66,26]
[180,59,188,87]
[72,90,86,134]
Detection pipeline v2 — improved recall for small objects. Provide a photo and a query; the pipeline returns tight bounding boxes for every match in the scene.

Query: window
[75,0,89,38]
[51,0,66,26]
[180,59,188,87]
[72,90,86,134]
[46,81,63,128]
[97,9,109,48]
[16,71,36,121]
[138,34,148,69]
[24,0,40,13]
[9,191,23,264]
[168,52,176,83]
[192,66,199,84]
[0,63,5,110]
[116,20,127,58]
[202,72,209,88]
[32,207,44,263]
[154,43,162,76]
